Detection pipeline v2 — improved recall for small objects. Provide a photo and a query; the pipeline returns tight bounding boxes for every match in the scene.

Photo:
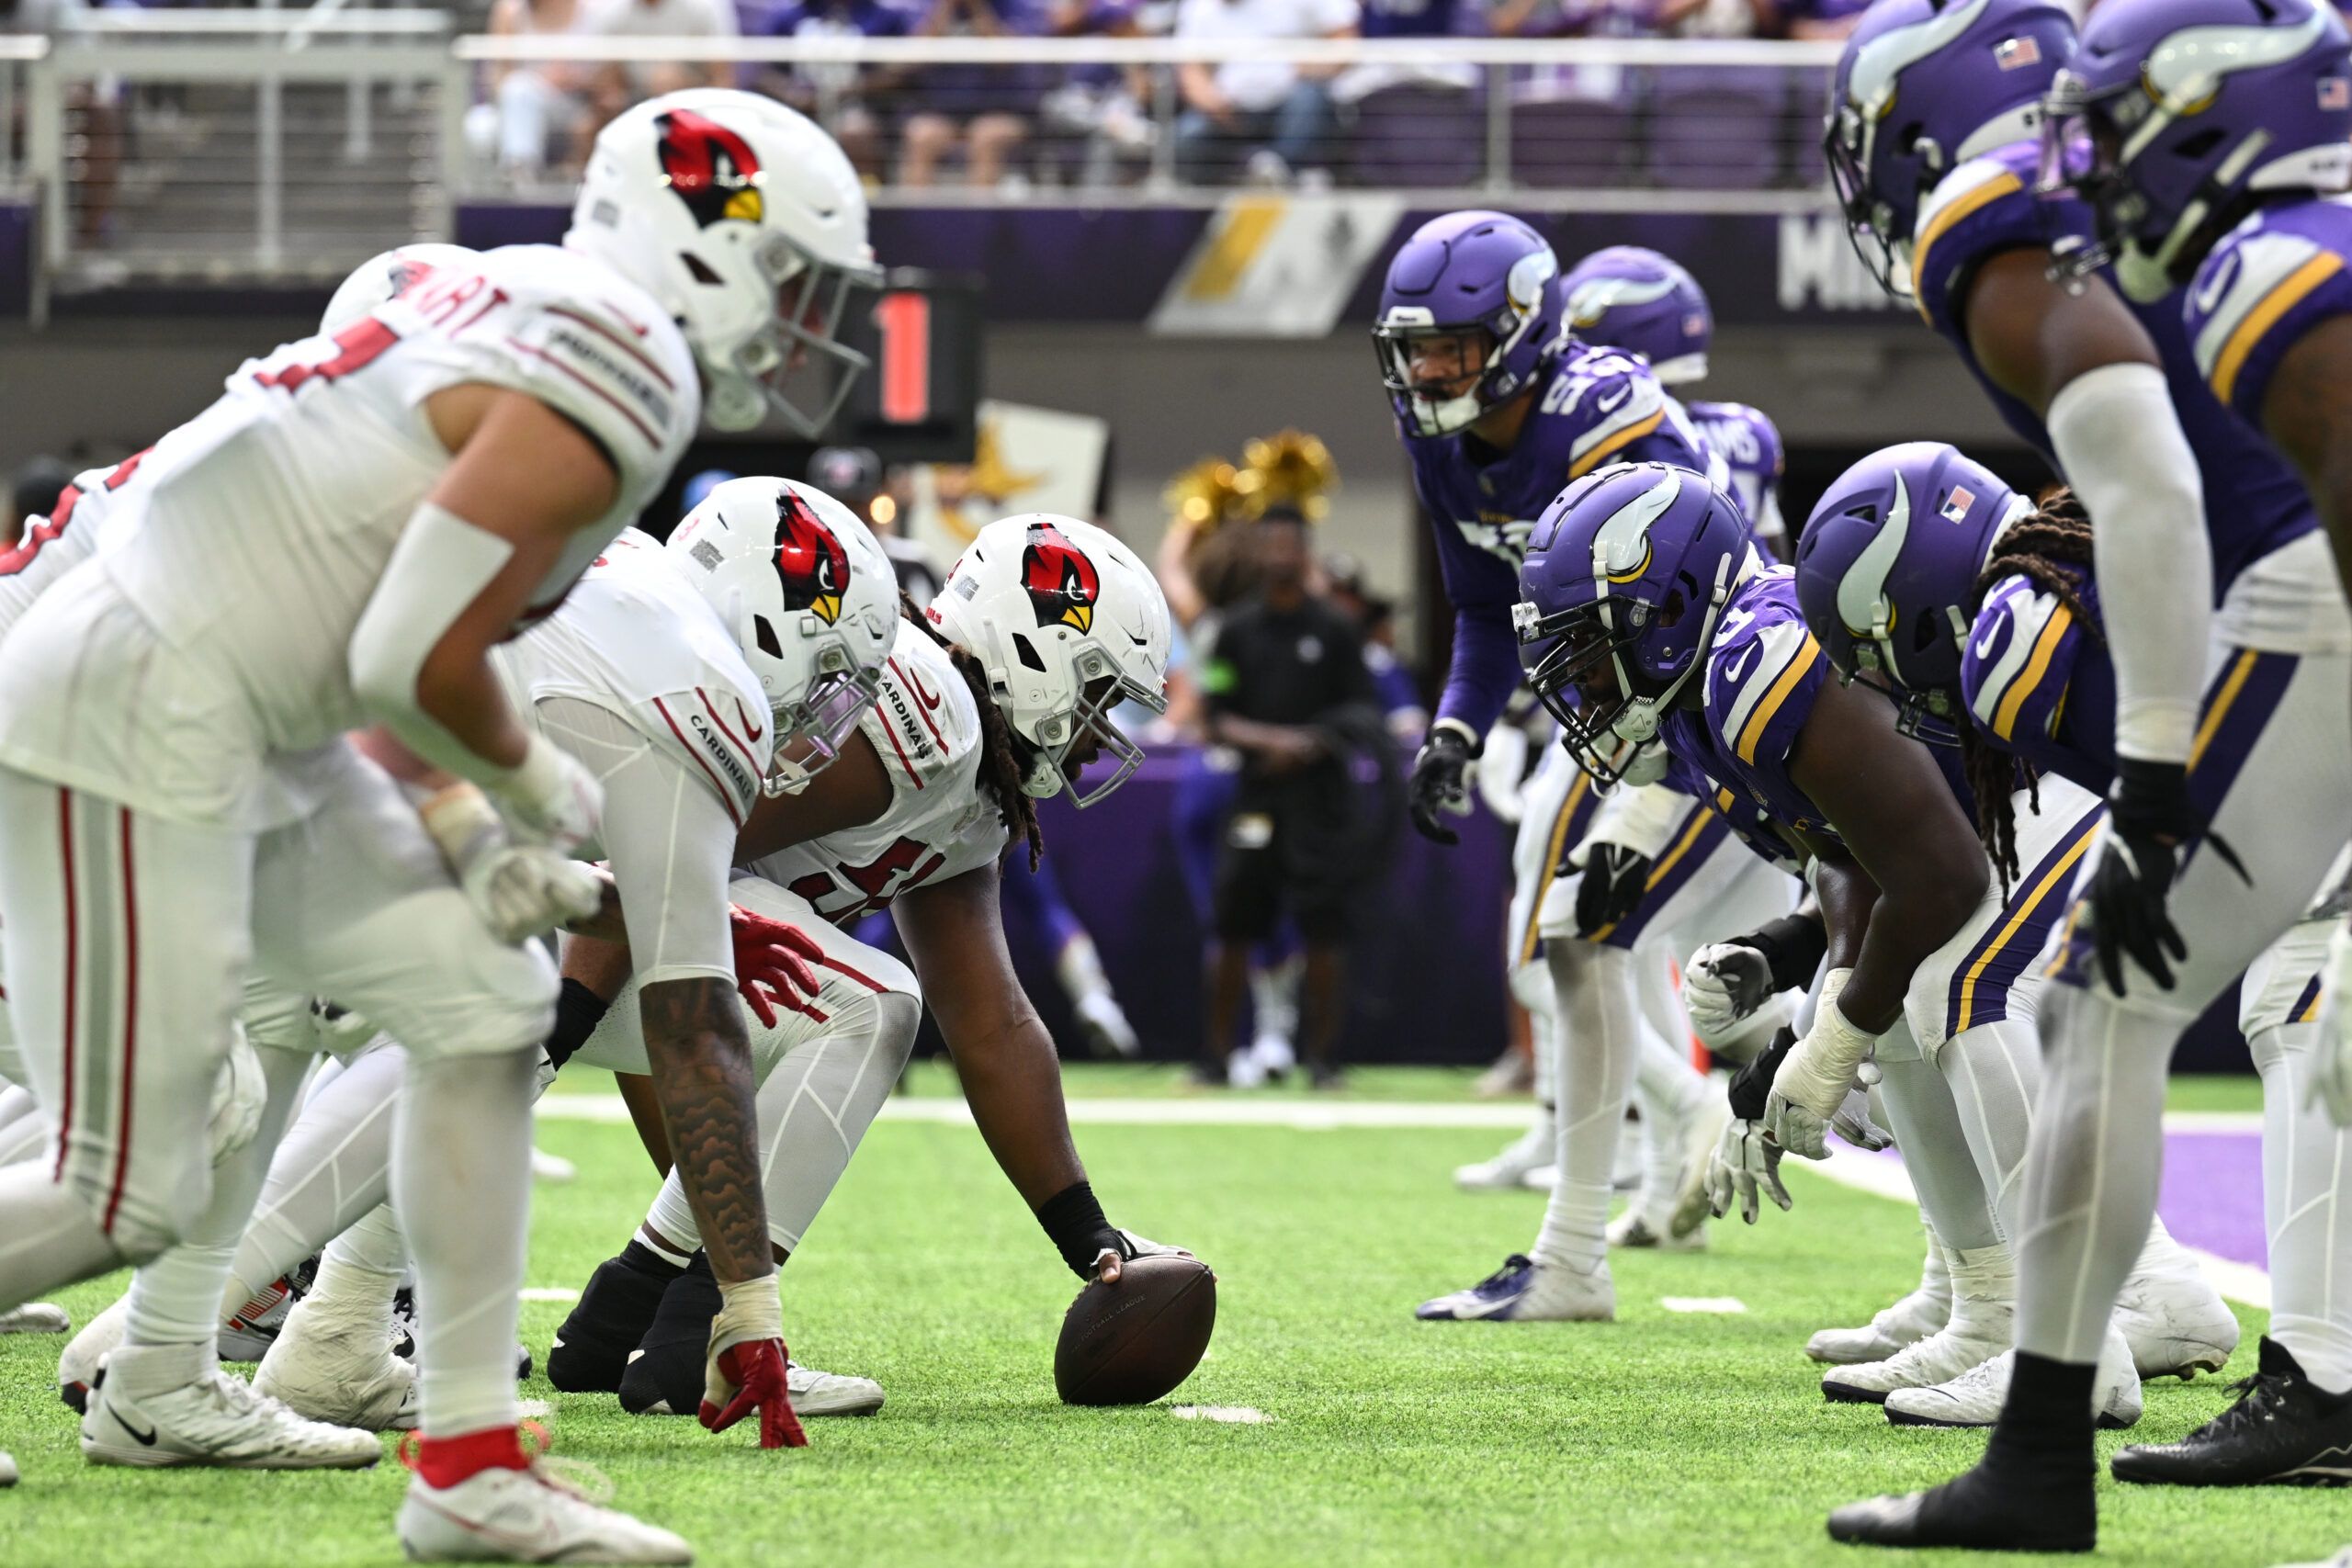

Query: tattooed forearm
[638,976,772,1285]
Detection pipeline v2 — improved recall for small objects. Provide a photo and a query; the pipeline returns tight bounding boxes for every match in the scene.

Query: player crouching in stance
[0,85,880,1562]
[540,512,1194,1413]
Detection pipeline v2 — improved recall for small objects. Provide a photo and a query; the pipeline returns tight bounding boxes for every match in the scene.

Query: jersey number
[253,318,399,395]
[788,836,948,923]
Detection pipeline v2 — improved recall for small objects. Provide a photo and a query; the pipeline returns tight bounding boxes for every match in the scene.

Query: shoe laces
[1475,1255,1535,1293]
[2188,1369,2290,1443]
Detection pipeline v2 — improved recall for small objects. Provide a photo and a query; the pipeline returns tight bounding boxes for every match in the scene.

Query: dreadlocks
[1960,485,2102,890]
[899,591,1046,871]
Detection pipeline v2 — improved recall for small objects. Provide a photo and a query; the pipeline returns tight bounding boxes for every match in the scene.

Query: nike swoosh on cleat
[114,1412,158,1446]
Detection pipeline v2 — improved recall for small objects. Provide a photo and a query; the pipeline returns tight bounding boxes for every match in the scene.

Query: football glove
[1828,1061,1894,1153]
[728,906,826,1030]
[1705,1117,1792,1224]
[2311,924,2352,1129]
[699,1275,806,1450]
[1682,942,1775,1037]
[1763,970,1882,1160]
[2084,758,2245,996]
[1572,844,1652,936]
[491,734,605,859]
[1091,1230,1196,1285]
[416,779,605,943]
[1407,721,1478,846]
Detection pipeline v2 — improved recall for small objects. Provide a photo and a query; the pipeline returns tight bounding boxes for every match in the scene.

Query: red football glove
[728,905,825,1029]
[699,1277,807,1450]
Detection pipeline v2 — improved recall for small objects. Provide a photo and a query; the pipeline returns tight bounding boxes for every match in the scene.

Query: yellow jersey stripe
[1735,632,1819,765]
[1586,807,1713,945]
[2189,649,2260,773]
[1991,603,2074,742]
[2300,986,2325,1024]
[1517,772,1591,967]
[1954,820,2099,1032]
[1566,408,1667,480]
[2211,252,2345,408]
[1910,172,2025,321]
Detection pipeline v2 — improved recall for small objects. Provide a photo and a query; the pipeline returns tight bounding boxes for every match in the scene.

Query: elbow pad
[2046,362,2212,765]
[348,501,518,785]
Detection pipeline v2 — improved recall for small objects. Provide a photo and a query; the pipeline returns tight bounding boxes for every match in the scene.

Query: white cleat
[1076,990,1143,1060]
[1415,1253,1614,1322]
[398,1464,694,1564]
[0,1450,15,1487]
[1806,1285,1951,1366]
[2114,1265,2239,1381]
[1822,1325,2007,1404]
[57,1297,128,1410]
[220,1272,301,1362]
[1454,1112,1555,1190]
[1606,1206,1705,1252]
[529,1147,578,1185]
[254,1297,420,1431]
[786,1361,884,1417]
[82,1344,383,1469]
[1884,1328,2142,1430]
[1664,1095,1732,1241]
[0,1303,70,1335]
[1226,1048,1266,1089]
[2271,1550,2352,1568]
[1518,1164,1559,1191]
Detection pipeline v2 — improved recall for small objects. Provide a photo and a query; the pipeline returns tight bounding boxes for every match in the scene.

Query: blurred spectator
[1172,0,1359,185]
[6,0,119,245]
[1656,0,1771,35]
[1770,0,1868,39]
[752,0,917,182]
[1037,0,1158,179]
[7,457,72,548]
[899,0,1041,188]
[1332,0,1475,106]
[1321,550,1424,744]
[580,0,737,133]
[1194,508,1382,1090]
[472,0,589,178]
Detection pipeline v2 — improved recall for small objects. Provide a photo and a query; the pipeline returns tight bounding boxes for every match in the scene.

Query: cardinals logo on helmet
[655,108,765,230]
[1021,521,1101,634]
[774,491,849,626]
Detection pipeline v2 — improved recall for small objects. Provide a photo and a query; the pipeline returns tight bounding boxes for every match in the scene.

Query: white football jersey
[494,528,773,831]
[747,618,1005,922]
[0,448,144,634]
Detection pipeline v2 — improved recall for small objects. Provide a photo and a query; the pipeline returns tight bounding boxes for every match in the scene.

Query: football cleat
[1226,1048,1267,1089]
[1453,1112,1555,1190]
[1605,1206,1705,1252]
[1519,1164,1559,1191]
[1249,1030,1295,1082]
[253,1296,420,1432]
[81,1344,382,1470]
[530,1146,578,1185]
[0,1451,15,1488]
[1806,1285,1951,1366]
[0,1303,69,1335]
[548,1247,681,1394]
[1414,1254,1614,1322]
[1822,1323,2006,1404]
[397,1457,692,1564]
[1885,1334,2142,1431]
[1827,1468,2096,1554]
[2112,1337,2352,1486]
[220,1259,314,1363]
[616,1261,882,1418]
[2271,1550,2352,1568]
[56,1297,127,1411]
[2114,1263,2240,1381]
[1075,990,1142,1060]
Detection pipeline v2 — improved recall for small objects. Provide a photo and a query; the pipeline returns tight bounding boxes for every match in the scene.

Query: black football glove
[1573,844,1653,936]
[1407,723,1478,846]
[2085,757,2245,995]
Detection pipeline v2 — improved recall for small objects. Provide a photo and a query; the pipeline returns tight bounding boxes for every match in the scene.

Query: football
[1054,1253,1218,1406]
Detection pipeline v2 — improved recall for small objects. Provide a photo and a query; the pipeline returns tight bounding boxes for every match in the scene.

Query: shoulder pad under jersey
[859,620,982,804]
[1533,345,1699,482]
[1910,141,2074,338]
[2186,196,2352,423]
[1962,569,2096,752]
[1702,574,1825,774]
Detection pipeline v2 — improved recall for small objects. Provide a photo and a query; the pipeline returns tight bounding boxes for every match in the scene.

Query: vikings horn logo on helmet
[654,108,766,230]
[773,491,849,626]
[1021,521,1101,634]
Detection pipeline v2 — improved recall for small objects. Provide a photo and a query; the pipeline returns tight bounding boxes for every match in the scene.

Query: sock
[394,1050,533,1438]
[1941,1242,2018,1345]
[329,1204,412,1278]
[1984,1349,2099,1474]
[304,1233,403,1330]
[1249,956,1300,1048]
[1531,943,1640,1276]
[2255,1018,2352,1393]
[413,1424,530,1488]
[638,1177,700,1268]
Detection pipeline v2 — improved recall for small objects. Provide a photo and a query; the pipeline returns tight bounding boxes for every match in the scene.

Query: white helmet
[667,476,899,796]
[927,514,1170,808]
[565,88,881,435]
[321,243,480,335]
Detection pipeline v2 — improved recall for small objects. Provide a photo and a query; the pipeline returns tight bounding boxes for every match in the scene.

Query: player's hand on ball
[698,1276,806,1450]
[1092,1230,1194,1284]
[728,906,826,1028]
[1705,1118,1791,1224]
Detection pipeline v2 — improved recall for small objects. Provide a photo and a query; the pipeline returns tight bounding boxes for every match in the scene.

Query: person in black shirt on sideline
[1194,508,1382,1089]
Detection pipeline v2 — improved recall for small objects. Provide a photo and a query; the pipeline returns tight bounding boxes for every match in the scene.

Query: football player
[1518,462,2226,1419]
[1815,0,2352,1546]
[1555,244,1791,556]
[1799,440,2352,1469]
[1381,211,1798,1323]
[0,86,877,1562]
[544,512,1190,1414]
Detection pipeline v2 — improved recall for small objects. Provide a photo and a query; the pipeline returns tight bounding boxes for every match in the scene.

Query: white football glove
[1683,941,1775,1038]
[1705,1117,1791,1224]
[488,734,605,858]
[2310,924,2352,1128]
[1829,1060,1895,1153]
[206,1036,266,1163]
[418,777,605,942]
[1763,971,1883,1160]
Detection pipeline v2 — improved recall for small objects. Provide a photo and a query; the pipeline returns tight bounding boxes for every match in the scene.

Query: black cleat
[548,1243,684,1394]
[616,1256,719,1418]
[1827,1462,2096,1553]
[2113,1337,2352,1487]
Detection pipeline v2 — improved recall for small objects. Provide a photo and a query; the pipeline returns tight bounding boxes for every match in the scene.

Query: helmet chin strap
[1610,549,1738,751]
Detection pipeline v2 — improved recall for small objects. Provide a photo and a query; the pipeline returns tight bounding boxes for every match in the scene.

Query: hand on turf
[1571,844,1652,936]
[1092,1231,1194,1285]
[700,1276,806,1449]
[729,906,826,1029]
[1407,723,1477,846]
[1704,1118,1791,1224]
[1682,942,1773,1037]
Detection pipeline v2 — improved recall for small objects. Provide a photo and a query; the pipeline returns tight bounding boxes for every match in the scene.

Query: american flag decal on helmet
[1996,37,2041,70]
[1940,485,1975,523]
[2323,76,2350,110]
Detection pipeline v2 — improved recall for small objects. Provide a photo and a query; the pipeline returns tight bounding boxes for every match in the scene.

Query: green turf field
[0,1067,2320,1568]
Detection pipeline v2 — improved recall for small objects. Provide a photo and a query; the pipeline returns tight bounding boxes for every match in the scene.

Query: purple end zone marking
[2158,1131,2268,1271]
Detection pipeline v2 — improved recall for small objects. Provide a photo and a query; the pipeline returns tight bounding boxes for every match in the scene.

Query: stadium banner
[457,199,1910,331]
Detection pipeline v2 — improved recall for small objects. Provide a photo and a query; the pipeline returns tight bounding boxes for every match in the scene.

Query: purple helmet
[2041,0,2352,303]
[1792,441,2030,739]
[1514,463,1753,784]
[1825,0,2078,294]
[1374,210,1562,438]
[1558,247,1713,384]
